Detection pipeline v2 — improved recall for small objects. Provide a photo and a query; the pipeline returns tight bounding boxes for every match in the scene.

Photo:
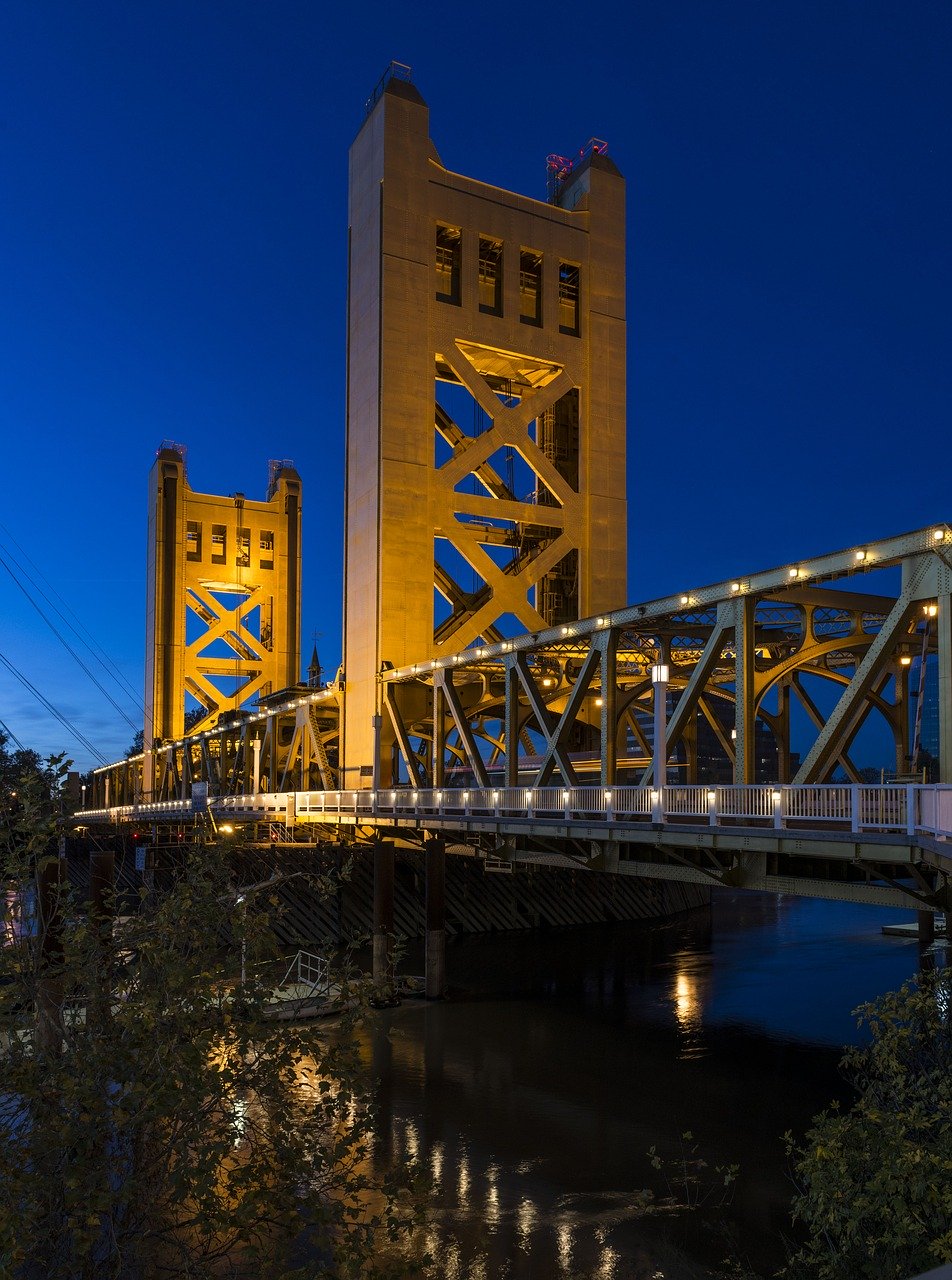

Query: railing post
[604,790,614,821]
[906,784,916,837]
[707,789,717,827]
[772,789,782,830]
[850,784,860,834]
[563,789,571,820]
[651,788,663,824]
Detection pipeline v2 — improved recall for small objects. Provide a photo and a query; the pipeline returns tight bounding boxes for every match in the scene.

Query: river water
[358,891,945,1279]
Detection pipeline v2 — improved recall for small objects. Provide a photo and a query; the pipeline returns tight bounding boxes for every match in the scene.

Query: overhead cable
[0,522,143,712]
[0,648,109,765]
[0,552,140,733]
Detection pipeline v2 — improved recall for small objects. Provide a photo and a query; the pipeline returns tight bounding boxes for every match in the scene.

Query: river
[358,891,943,1279]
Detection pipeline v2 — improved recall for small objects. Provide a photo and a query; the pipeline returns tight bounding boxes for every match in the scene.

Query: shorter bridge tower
[144,444,302,793]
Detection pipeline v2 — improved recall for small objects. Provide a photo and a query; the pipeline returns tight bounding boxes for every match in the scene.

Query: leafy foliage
[0,782,424,1278]
[784,969,952,1279]
[647,1130,738,1213]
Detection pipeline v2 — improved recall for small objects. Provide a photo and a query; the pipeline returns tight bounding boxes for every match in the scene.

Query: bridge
[73,67,952,994]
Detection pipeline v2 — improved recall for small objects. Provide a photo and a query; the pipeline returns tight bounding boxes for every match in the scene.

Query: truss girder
[793,557,934,782]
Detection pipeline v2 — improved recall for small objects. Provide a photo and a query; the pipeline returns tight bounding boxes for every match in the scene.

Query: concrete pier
[425,838,446,999]
[373,840,395,994]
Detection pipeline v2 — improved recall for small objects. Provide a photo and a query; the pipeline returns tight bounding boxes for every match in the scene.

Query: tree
[0,787,424,1279]
[784,969,952,1279]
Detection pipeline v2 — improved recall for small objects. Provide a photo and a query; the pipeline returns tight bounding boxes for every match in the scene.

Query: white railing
[78,785,952,842]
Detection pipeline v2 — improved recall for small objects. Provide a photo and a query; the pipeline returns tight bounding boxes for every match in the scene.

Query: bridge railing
[78,784,952,842]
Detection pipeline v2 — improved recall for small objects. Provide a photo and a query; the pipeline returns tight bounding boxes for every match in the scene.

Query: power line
[0,647,108,765]
[0,717,26,753]
[0,522,143,712]
[0,551,140,733]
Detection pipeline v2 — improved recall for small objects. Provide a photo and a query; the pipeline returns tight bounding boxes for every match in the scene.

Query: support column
[650,663,669,787]
[599,630,618,790]
[425,838,446,999]
[918,910,936,944]
[734,597,756,784]
[938,590,952,784]
[373,840,395,994]
[776,678,791,783]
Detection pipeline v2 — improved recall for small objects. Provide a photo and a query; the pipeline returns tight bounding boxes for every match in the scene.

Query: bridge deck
[77,783,952,911]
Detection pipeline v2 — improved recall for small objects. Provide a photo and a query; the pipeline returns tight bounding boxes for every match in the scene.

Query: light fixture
[650,664,669,684]
[542,677,554,688]
[731,582,740,593]
[731,728,737,740]
[680,595,689,605]
[604,791,612,802]
[855,550,866,562]
[925,604,938,617]
[596,617,606,626]
[562,791,569,803]
[934,529,945,542]
[788,568,798,579]
[900,655,913,666]
[594,697,604,707]
[492,790,499,802]
[706,790,716,802]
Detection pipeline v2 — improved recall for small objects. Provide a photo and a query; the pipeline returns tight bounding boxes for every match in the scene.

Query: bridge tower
[343,66,627,787]
[143,444,302,793]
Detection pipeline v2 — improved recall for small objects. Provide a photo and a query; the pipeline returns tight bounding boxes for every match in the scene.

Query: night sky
[1,1,950,771]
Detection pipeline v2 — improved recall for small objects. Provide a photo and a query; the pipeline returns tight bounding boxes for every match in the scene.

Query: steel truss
[381,524,952,792]
[90,524,952,811]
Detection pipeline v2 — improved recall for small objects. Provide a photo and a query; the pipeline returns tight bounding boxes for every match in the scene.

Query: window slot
[210,524,226,565]
[519,249,542,326]
[478,236,503,315]
[435,224,461,304]
[558,262,580,336]
[186,520,202,562]
[259,530,274,570]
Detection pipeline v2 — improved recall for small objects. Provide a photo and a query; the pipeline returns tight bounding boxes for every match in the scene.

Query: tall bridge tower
[343,67,627,787]
[144,444,302,792]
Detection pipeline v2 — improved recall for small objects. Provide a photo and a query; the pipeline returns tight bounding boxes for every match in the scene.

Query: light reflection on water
[361,891,927,1278]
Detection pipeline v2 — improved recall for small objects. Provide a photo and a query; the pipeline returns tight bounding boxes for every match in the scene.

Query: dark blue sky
[1,1,950,770]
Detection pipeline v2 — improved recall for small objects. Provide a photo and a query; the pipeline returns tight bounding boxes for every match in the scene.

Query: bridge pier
[918,910,936,944]
[425,838,446,999]
[373,840,395,994]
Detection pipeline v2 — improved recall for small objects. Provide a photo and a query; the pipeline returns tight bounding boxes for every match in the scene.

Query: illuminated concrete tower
[342,67,627,786]
[144,444,302,782]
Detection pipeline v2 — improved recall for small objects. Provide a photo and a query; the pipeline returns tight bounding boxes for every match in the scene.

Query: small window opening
[519,249,542,326]
[435,225,461,304]
[211,524,226,565]
[236,527,251,568]
[259,530,274,570]
[478,236,503,315]
[186,520,202,562]
[558,262,580,335]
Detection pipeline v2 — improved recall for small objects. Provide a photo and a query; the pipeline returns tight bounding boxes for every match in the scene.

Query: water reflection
[669,951,712,1059]
[360,892,926,1278]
